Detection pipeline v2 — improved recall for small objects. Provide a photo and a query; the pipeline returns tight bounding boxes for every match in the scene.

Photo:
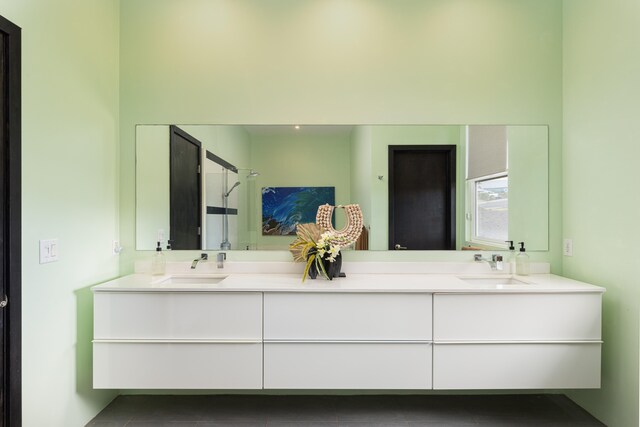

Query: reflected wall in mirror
[136,125,548,251]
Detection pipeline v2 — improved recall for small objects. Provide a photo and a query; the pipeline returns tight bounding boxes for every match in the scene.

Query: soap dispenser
[151,241,166,275]
[516,241,530,276]
[505,240,516,274]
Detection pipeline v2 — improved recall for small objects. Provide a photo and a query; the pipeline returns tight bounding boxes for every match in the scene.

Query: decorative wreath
[315,204,364,247]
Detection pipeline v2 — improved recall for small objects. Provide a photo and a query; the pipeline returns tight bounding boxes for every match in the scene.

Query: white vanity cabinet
[263,293,433,389]
[432,292,602,389]
[93,292,263,389]
[92,273,603,391]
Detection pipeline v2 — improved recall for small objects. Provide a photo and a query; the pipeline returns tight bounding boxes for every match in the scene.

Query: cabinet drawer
[433,342,601,389]
[93,342,262,389]
[264,342,432,389]
[94,292,262,340]
[433,293,601,341]
[264,293,432,340]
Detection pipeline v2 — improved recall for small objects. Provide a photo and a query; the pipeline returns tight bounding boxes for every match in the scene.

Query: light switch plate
[563,238,573,257]
[39,239,59,264]
[112,240,123,255]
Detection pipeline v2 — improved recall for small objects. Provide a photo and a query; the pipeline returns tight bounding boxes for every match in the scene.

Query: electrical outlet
[39,239,59,264]
[563,238,573,257]
[113,240,123,255]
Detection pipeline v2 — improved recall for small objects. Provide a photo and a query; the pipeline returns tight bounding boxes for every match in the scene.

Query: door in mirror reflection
[389,145,456,250]
[169,126,202,250]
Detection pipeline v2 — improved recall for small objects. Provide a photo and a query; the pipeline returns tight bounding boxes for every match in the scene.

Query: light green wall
[1,0,121,426]
[562,1,640,426]
[507,126,549,250]
[349,126,373,235]
[249,132,352,250]
[119,0,563,268]
[136,125,170,249]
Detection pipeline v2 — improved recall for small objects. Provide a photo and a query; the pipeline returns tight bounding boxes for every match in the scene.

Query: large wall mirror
[136,124,548,252]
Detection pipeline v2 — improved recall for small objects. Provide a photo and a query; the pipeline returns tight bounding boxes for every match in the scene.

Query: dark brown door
[0,14,21,427]
[169,126,202,250]
[389,145,456,250]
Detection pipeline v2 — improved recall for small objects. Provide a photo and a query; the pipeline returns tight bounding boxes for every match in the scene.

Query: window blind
[467,125,507,179]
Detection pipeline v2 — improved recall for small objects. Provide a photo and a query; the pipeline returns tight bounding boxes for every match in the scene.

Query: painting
[262,186,335,235]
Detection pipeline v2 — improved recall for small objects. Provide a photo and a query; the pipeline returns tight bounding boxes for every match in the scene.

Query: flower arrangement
[289,223,343,281]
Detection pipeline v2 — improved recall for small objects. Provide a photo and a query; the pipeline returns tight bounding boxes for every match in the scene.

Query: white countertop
[92,272,605,294]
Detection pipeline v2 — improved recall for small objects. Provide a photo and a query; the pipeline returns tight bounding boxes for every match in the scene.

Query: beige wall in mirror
[136,124,548,252]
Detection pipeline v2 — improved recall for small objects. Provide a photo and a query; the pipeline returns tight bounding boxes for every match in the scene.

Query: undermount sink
[459,276,529,285]
[157,275,228,286]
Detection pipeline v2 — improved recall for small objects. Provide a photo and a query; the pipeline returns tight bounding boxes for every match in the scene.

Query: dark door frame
[388,145,456,250]
[0,14,21,427]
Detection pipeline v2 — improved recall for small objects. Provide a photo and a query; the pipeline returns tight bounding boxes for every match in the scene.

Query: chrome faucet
[191,253,208,269]
[217,252,226,269]
[474,253,504,271]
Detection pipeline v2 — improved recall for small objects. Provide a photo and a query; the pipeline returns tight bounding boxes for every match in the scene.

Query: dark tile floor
[86,394,604,427]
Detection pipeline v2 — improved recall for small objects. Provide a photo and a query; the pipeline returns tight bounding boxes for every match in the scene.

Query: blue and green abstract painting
[262,186,335,235]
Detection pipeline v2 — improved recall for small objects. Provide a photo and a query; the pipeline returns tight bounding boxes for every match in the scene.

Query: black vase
[307,259,319,279]
[325,251,342,280]
[306,251,342,280]
[306,248,319,279]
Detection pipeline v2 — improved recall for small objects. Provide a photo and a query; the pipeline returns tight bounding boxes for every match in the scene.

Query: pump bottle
[505,240,516,274]
[515,241,530,276]
[151,241,166,275]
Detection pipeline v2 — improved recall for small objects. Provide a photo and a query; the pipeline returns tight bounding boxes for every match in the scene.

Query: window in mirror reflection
[469,175,508,246]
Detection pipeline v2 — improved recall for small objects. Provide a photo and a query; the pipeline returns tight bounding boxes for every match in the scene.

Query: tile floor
[86,394,604,426]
